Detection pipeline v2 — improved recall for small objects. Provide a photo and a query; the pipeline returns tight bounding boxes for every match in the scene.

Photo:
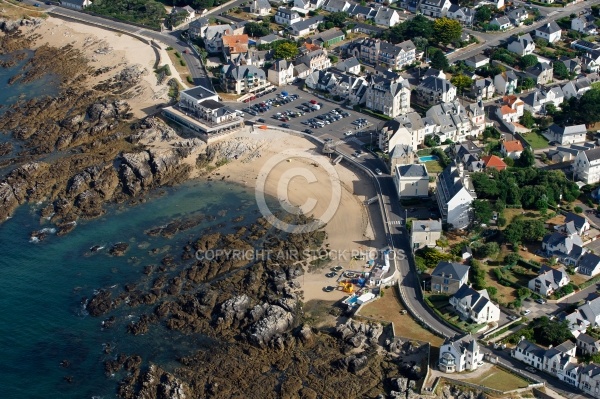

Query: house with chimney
[507,33,536,56]
[267,59,295,86]
[542,230,585,266]
[577,333,600,356]
[221,64,268,95]
[439,334,483,373]
[574,147,600,184]
[528,265,571,297]
[572,12,597,36]
[419,0,451,18]
[535,21,562,44]
[435,163,476,230]
[500,139,524,159]
[394,164,429,198]
[495,96,524,124]
[544,124,587,146]
[563,77,592,100]
[450,285,501,324]
[363,75,411,118]
[577,252,600,277]
[470,78,495,100]
[411,219,442,251]
[493,70,518,95]
[431,261,470,294]
[250,0,272,15]
[414,76,457,105]
[275,7,302,26]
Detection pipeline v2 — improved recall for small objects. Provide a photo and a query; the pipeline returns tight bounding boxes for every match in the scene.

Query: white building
[500,139,524,159]
[374,8,400,27]
[411,219,442,251]
[579,363,600,398]
[572,13,597,35]
[578,252,600,277]
[60,0,91,10]
[274,7,302,26]
[535,21,562,44]
[439,335,483,373]
[431,262,470,294]
[335,57,361,75]
[544,124,587,146]
[435,163,476,230]
[363,75,411,118]
[414,76,457,106]
[574,147,600,184]
[528,265,571,297]
[419,0,451,18]
[563,77,592,100]
[221,64,268,95]
[507,33,536,56]
[394,164,429,198]
[378,112,427,154]
[267,59,295,86]
[450,285,501,324]
[251,0,272,15]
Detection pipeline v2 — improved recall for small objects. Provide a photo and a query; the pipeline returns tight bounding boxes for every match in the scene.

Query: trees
[416,247,452,269]
[273,42,298,60]
[244,22,270,37]
[553,61,570,80]
[473,199,494,224]
[520,54,539,70]
[475,5,492,24]
[433,17,462,45]
[521,77,536,91]
[533,317,573,347]
[451,74,473,95]
[325,12,348,27]
[88,0,167,29]
[578,88,600,125]
[429,48,449,71]
[520,110,535,129]
[503,218,546,245]
[517,147,535,167]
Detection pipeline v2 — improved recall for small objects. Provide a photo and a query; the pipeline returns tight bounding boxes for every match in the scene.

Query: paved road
[449,1,595,62]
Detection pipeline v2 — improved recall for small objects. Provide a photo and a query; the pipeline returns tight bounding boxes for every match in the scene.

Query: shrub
[166,46,173,50]
[186,75,193,84]
[175,51,181,58]
[180,59,186,67]
[574,206,583,213]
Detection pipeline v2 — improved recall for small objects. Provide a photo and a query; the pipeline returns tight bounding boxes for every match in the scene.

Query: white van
[236,110,244,117]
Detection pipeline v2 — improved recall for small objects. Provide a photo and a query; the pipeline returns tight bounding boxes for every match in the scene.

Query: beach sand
[213,128,387,302]
[24,16,180,118]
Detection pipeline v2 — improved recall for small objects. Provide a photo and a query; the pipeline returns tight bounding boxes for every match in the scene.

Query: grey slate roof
[431,261,470,281]
[418,76,455,93]
[223,64,266,81]
[412,219,442,233]
[199,99,224,110]
[578,252,600,272]
[453,285,492,315]
[577,333,599,344]
[290,15,324,32]
[537,21,561,35]
[182,84,219,100]
[584,147,600,162]
[397,164,428,178]
[565,212,588,232]
[516,339,546,358]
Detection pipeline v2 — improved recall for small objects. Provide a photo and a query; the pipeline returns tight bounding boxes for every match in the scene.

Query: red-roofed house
[495,95,524,123]
[481,155,508,171]
[501,140,525,159]
[222,34,249,61]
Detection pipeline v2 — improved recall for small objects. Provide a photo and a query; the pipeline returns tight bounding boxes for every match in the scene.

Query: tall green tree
[325,12,348,27]
[451,74,473,95]
[520,54,539,70]
[520,110,535,129]
[433,17,463,45]
[517,147,535,167]
[579,88,600,125]
[475,5,492,23]
[553,61,569,80]
[429,48,449,71]
[273,42,298,60]
[473,199,493,224]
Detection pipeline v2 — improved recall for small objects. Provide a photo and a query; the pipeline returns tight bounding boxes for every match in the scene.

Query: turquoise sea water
[0,55,262,398]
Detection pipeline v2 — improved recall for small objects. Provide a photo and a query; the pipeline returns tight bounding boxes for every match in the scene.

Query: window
[443,278,449,284]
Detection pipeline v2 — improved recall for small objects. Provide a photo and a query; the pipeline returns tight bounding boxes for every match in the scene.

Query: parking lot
[224,85,388,174]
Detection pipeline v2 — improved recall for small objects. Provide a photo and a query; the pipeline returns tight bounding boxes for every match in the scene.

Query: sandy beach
[24,16,180,118]
[213,128,387,301]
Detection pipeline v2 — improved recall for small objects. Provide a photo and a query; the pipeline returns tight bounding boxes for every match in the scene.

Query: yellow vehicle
[339,282,353,293]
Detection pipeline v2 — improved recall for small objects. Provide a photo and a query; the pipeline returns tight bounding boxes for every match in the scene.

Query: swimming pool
[346,295,358,306]
[419,155,439,162]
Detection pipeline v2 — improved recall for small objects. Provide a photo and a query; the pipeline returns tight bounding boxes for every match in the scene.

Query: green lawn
[424,160,443,174]
[464,366,529,391]
[521,131,549,150]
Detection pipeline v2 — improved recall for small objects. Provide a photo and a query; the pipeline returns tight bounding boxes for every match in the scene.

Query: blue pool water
[347,296,358,305]
[419,155,439,162]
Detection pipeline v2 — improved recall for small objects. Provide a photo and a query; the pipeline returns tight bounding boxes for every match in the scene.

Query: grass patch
[521,131,549,150]
[424,160,443,174]
[359,286,444,346]
[463,366,529,391]
[165,49,190,82]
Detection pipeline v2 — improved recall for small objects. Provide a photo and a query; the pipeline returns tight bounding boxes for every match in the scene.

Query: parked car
[507,315,519,321]
[525,366,537,373]
[280,123,290,128]
[375,168,382,175]
[324,286,335,292]
[303,129,313,134]
[535,298,547,305]
[325,272,337,278]
[522,309,531,316]
[257,118,265,123]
